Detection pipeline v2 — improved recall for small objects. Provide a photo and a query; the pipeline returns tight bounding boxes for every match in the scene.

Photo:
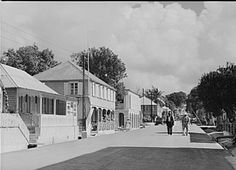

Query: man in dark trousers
[166,111,174,135]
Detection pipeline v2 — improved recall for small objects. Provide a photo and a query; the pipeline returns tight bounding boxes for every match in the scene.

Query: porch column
[86,106,94,136]
[54,99,56,115]
[39,95,43,115]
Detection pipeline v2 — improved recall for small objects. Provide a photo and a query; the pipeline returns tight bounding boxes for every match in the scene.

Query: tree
[197,62,236,120]
[166,91,187,108]
[186,86,203,114]
[71,47,128,100]
[163,97,176,111]
[0,44,60,76]
[144,86,163,104]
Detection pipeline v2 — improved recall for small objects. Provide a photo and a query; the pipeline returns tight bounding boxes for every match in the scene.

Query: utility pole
[150,92,153,122]
[82,53,86,132]
[142,88,145,123]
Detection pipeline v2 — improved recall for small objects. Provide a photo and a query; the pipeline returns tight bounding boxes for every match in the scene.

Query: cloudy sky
[1,1,236,95]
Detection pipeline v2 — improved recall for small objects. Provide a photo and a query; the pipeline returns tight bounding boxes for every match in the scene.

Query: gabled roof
[125,89,141,97]
[0,64,58,94]
[34,61,115,90]
[140,96,157,106]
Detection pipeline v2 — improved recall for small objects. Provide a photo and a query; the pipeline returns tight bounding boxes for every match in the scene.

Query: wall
[1,128,28,153]
[90,96,115,111]
[89,81,115,110]
[125,91,141,114]
[38,114,79,145]
[44,81,65,95]
[0,113,29,153]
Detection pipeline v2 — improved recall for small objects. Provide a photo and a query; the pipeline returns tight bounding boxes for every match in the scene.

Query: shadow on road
[38,147,233,170]
[190,133,216,143]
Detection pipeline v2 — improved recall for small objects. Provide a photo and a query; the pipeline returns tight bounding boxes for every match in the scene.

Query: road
[1,121,235,170]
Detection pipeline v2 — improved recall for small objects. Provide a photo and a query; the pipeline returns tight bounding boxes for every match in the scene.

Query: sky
[1,1,236,95]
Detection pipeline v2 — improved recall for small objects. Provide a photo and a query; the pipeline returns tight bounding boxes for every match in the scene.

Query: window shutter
[78,82,83,95]
[64,82,69,95]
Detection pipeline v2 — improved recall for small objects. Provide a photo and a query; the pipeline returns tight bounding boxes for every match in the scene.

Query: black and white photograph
[1,1,236,170]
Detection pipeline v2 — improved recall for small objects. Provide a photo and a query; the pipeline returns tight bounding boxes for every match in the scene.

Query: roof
[0,64,58,94]
[162,106,171,111]
[125,89,141,97]
[157,97,165,105]
[34,61,115,90]
[140,96,157,106]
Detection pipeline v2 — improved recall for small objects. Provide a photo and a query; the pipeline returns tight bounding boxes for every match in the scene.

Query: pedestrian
[166,111,174,135]
[182,112,190,136]
[125,117,131,132]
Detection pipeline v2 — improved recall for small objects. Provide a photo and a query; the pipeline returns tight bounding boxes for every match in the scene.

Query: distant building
[115,89,141,130]
[0,64,79,152]
[34,61,116,136]
[140,96,159,122]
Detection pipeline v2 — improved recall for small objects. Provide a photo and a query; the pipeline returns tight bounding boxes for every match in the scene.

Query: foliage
[115,82,127,103]
[144,86,164,104]
[186,86,203,114]
[71,47,127,100]
[0,44,60,76]
[197,62,236,119]
[166,91,187,108]
[163,97,176,111]
[71,47,127,87]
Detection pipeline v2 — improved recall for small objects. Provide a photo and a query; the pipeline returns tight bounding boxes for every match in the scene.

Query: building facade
[34,61,116,136]
[115,89,141,130]
[0,64,79,152]
[140,96,159,122]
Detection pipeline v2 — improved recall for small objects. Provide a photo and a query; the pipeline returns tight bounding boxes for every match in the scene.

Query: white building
[0,64,79,153]
[115,89,141,130]
[34,61,116,136]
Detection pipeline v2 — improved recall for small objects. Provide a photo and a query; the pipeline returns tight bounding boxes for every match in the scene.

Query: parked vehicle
[155,117,163,125]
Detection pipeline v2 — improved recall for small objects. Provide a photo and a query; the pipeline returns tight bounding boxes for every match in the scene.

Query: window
[92,82,95,96]
[104,87,107,100]
[108,89,110,101]
[96,84,99,97]
[56,100,66,115]
[42,97,54,114]
[98,85,101,98]
[75,83,78,94]
[70,83,74,95]
[111,90,113,101]
[101,86,103,98]
[70,82,78,95]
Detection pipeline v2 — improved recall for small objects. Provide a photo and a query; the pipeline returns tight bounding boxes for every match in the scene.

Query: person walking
[182,112,190,136]
[166,111,174,135]
[125,117,131,132]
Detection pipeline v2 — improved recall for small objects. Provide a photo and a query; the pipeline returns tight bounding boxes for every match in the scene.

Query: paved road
[39,147,233,170]
[1,121,235,170]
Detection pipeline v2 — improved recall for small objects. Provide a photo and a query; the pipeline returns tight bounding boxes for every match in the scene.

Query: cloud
[2,2,236,95]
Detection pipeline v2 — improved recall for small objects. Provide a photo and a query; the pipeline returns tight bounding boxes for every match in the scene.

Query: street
[1,121,235,170]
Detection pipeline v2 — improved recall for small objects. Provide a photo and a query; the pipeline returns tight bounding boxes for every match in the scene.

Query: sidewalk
[1,121,226,170]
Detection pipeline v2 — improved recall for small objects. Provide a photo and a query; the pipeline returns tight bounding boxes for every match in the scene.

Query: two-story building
[115,89,141,130]
[0,64,79,152]
[34,61,116,136]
